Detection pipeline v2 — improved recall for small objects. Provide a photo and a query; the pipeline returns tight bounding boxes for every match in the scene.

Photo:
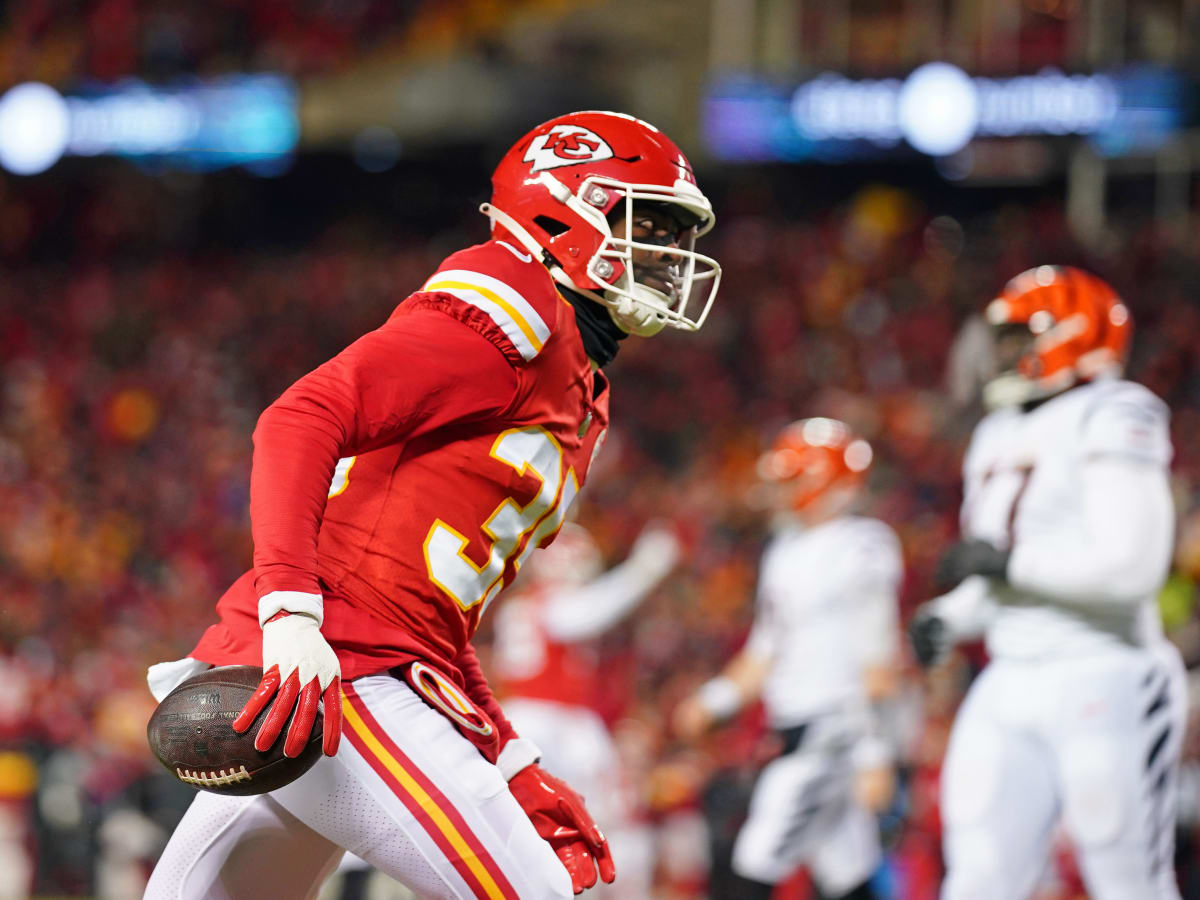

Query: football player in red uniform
[144,111,721,899]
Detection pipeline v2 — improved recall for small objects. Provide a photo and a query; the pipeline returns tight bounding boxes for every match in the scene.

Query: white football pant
[146,675,573,900]
[731,731,881,893]
[940,643,1187,900]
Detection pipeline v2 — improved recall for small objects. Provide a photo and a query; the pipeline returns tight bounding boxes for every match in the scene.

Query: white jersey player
[675,418,903,900]
[492,521,681,898]
[910,265,1186,900]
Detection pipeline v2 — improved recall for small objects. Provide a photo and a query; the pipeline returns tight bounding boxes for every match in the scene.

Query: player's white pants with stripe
[145,675,573,900]
[731,728,881,893]
[940,642,1187,900]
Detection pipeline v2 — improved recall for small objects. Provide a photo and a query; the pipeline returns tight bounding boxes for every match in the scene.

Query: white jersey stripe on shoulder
[422,286,541,360]
[430,268,550,346]
[423,268,550,360]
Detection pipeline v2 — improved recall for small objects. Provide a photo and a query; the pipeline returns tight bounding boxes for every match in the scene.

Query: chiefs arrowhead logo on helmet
[523,125,614,172]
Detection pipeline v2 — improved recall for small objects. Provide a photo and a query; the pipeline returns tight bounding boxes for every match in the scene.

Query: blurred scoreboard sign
[704,63,1191,164]
[0,75,298,175]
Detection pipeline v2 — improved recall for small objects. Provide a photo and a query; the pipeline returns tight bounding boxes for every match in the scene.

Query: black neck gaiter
[560,286,627,367]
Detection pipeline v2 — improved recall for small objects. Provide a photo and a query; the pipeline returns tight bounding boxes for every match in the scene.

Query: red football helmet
[984,265,1131,409]
[757,418,873,515]
[483,111,721,336]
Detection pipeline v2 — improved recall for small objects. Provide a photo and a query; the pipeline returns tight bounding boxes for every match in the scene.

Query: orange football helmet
[756,418,873,514]
[984,265,1131,409]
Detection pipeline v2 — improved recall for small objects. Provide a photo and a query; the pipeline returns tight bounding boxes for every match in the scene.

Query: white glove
[232,611,342,757]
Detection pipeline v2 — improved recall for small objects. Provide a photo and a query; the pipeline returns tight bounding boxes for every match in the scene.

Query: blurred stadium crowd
[2,153,1200,899]
[0,0,561,83]
[4,0,1200,896]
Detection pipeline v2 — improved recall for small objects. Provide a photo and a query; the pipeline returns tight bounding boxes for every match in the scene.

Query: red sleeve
[251,307,519,597]
[454,642,518,746]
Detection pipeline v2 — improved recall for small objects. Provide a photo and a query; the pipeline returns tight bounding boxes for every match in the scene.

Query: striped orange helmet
[757,418,873,514]
[983,265,1131,409]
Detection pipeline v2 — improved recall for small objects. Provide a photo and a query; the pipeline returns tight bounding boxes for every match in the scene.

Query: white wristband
[258,590,325,627]
[698,676,743,720]
[497,737,542,781]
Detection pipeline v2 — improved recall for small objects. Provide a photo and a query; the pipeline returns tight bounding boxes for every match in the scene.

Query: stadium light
[897,63,979,156]
[0,83,71,175]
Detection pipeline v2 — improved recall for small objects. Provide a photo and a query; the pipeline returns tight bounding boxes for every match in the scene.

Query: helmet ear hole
[533,215,570,237]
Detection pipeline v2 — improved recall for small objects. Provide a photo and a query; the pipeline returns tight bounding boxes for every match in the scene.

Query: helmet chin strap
[481,199,667,337]
[607,284,669,337]
[479,202,549,261]
[983,369,1078,410]
[549,268,667,337]
[983,373,1039,410]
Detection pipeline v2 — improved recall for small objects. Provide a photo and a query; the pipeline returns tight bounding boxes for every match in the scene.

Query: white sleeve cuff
[497,737,542,781]
[258,590,325,627]
[851,735,893,771]
[146,657,211,703]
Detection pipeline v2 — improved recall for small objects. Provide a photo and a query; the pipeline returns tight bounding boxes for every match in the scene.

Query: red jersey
[190,240,610,685]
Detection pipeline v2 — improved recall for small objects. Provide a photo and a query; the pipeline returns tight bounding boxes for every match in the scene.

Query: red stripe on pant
[341,682,519,899]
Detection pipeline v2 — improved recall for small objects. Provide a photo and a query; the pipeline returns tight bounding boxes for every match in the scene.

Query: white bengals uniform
[932,377,1186,900]
[732,515,902,893]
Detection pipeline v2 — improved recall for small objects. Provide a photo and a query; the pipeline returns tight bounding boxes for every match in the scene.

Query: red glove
[231,611,342,758]
[508,764,616,894]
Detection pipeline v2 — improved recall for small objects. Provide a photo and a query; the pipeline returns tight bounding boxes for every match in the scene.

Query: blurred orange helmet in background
[984,265,1131,409]
[756,418,873,514]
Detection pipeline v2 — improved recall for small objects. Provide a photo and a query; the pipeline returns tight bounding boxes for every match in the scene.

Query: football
[146,665,324,796]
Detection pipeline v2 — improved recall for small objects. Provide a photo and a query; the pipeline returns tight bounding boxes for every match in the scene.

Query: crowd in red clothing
[1,0,579,88]
[3,160,1200,896]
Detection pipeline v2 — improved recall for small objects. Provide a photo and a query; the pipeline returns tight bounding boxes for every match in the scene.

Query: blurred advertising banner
[0,75,298,175]
[704,63,1192,165]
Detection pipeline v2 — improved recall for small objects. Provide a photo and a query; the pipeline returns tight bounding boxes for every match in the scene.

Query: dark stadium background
[3,1,1200,897]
